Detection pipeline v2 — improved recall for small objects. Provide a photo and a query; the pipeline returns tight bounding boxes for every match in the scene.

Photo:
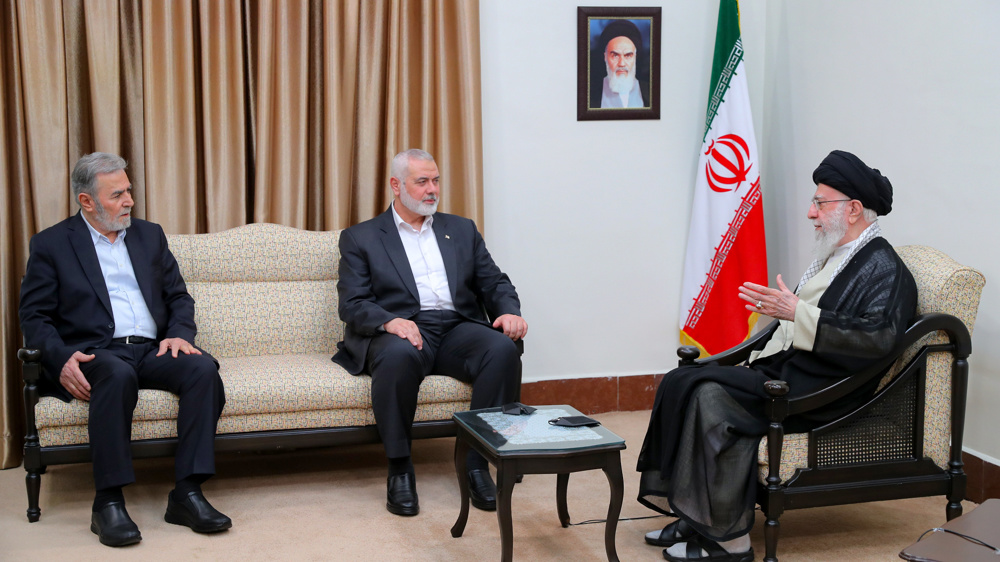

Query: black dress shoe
[91,501,142,547]
[468,469,497,511]
[165,490,233,533]
[386,473,419,516]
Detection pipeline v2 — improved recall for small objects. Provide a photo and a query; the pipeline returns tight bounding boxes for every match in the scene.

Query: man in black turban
[636,151,916,562]
[591,19,648,109]
[812,149,893,215]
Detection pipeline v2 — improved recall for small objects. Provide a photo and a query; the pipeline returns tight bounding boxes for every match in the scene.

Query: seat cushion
[34,354,473,447]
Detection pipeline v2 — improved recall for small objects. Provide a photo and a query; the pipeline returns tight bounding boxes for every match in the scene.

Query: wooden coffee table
[450,404,626,562]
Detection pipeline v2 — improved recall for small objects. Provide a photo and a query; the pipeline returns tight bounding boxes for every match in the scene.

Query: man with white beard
[635,150,916,562]
[334,149,527,517]
[597,19,647,108]
[19,152,230,546]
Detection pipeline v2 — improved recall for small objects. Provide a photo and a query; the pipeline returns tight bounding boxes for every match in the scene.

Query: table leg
[496,463,517,562]
[450,437,471,538]
[556,473,570,527]
[602,453,623,562]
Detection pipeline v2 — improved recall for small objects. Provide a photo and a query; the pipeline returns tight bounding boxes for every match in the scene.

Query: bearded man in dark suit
[333,148,527,517]
[19,152,230,546]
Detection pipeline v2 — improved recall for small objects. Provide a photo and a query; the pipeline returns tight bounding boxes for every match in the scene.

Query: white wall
[756,0,1000,463]
[480,0,1000,461]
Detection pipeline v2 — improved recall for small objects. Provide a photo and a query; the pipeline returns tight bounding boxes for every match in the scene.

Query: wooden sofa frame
[19,342,522,523]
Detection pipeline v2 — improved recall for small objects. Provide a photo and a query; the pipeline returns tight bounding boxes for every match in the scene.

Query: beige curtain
[0,0,483,468]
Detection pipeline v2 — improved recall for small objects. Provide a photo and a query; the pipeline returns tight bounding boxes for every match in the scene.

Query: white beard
[606,60,636,95]
[95,201,131,232]
[399,184,438,216]
[812,205,849,262]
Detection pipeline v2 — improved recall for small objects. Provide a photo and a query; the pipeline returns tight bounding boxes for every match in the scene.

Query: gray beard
[399,185,437,216]
[606,61,636,95]
[95,201,131,232]
[812,207,849,262]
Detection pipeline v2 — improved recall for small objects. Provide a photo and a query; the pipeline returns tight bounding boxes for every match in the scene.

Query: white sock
[665,542,703,557]
[664,533,750,557]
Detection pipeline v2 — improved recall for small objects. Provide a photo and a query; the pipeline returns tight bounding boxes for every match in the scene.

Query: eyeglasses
[810,198,853,209]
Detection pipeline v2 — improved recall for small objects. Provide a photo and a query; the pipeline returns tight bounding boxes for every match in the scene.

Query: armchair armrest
[677,320,779,367]
[774,313,971,420]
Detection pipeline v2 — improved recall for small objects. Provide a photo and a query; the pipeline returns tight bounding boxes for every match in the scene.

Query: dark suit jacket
[332,208,521,375]
[19,213,201,402]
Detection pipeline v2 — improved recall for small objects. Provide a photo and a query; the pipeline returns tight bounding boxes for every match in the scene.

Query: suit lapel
[432,214,459,301]
[377,208,420,301]
[67,213,113,316]
[123,225,156,312]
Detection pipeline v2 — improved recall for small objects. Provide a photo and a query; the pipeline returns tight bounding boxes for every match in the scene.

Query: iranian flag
[679,0,767,356]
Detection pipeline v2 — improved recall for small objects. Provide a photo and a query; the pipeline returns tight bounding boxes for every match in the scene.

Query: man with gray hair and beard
[596,19,647,108]
[635,150,917,562]
[333,148,527,517]
[19,152,230,546]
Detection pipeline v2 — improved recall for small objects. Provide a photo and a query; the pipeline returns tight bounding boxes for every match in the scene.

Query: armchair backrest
[883,245,985,468]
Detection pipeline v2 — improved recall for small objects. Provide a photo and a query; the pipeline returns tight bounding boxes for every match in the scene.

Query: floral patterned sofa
[19,222,476,522]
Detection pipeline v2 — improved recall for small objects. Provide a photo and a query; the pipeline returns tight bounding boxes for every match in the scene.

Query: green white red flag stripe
[679,0,768,356]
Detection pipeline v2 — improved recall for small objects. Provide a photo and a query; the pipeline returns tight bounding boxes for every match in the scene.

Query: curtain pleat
[198,0,247,232]
[83,0,123,156]
[0,0,483,468]
[119,0,146,215]
[142,0,199,232]
[352,0,391,223]
[18,1,72,226]
[322,0,359,228]
[0,0,32,469]
[253,0,310,227]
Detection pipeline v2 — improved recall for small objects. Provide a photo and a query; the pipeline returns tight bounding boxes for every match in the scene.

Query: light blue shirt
[81,215,157,339]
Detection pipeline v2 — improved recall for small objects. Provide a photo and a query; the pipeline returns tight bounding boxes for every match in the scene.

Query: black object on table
[450,404,626,562]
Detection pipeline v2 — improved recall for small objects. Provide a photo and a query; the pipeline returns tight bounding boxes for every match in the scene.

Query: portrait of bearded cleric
[589,18,651,110]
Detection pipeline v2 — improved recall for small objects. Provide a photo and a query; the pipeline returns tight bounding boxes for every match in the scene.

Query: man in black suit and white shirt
[19,152,230,546]
[333,148,527,516]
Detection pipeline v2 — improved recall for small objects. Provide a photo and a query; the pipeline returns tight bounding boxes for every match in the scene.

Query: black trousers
[79,341,225,490]
[365,310,520,459]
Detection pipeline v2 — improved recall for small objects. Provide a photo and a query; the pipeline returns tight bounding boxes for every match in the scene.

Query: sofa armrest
[19,347,44,474]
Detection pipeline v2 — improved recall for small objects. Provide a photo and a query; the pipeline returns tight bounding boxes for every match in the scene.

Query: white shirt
[80,214,157,339]
[390,203,455,311]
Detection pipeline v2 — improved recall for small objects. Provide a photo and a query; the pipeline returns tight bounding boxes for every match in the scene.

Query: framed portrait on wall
[577,6,661,121]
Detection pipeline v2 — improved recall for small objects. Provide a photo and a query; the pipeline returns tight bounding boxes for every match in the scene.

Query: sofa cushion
[34,354,473,447]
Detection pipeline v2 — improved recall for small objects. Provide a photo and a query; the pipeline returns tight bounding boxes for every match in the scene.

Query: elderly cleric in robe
[636,150,917,562]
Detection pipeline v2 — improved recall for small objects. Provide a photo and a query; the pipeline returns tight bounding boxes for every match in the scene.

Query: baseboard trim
[520,373,663,415]
[962,451,1000,503]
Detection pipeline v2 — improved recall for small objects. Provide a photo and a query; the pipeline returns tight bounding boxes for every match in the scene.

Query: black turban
[812,150,893,216]
[600,20,642,55]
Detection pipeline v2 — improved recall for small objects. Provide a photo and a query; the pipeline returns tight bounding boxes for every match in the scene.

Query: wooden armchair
[677,245,985,562]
